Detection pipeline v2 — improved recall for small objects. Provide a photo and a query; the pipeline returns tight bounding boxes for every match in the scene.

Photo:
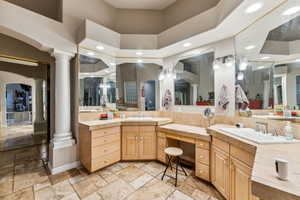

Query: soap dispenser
[284,121,293,141]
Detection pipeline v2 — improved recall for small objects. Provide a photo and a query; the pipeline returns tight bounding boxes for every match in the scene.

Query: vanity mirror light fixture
[213,55,235,70]
[239,57,249,71]
[159,69,176,80]
[237,71,244,80]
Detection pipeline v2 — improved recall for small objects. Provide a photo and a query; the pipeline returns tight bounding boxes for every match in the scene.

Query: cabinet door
[211,146,230,199]
[138,126,156,160]
[122,126,139,160]
[230,157,253,200]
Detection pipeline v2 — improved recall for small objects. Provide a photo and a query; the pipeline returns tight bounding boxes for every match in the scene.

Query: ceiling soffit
[103,0,177,10]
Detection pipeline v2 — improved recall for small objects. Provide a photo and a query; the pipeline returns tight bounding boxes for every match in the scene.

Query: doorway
[0,64,50,153]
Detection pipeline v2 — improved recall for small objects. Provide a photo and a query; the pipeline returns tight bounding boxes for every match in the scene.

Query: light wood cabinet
[230,157,253,200]
[211,146,230,199]
[79,125,121,172]
[139,126,156,159]
[196,139,211,181]
[157,132,167,163]
[122,126,139,160]
[122,125,156,160]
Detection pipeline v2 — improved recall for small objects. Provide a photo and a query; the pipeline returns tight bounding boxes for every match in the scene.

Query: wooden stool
[161,147,187,187]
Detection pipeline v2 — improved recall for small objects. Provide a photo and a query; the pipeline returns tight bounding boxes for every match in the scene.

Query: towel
[218,85,229,110]
[162,89,172,110]
[235,84,249,110]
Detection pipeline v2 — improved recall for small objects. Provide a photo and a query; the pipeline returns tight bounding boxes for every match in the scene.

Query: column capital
[51,49,74,60]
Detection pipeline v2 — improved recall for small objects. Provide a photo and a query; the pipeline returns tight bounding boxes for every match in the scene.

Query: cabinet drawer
[91,151,120,172]
[212,137,229,153]
[196,148,210,165]
[92,141,120,158]
[196,140,210,150]
[196,163,210,181]
[166,133,195,144]
[92,133,120,147]
[92,126,120,138]
[230,145,255,167]
[157,137,166,148]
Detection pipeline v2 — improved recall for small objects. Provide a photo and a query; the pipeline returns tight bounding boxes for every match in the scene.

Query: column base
[48,137,78,175]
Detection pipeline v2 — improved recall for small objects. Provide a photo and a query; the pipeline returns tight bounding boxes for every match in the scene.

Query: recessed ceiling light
[261,56,271,60]
[245,45,256,50]
[245,3,263,14]
[282,7,300,16]
[183,42,192,47]
[136,52,143,56]
[87,52,95,56]
[96,45,104,50]
[137,59,143,63]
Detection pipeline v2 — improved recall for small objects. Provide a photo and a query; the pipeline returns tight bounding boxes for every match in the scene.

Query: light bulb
[237,72,244,80]
[239,57,248,71]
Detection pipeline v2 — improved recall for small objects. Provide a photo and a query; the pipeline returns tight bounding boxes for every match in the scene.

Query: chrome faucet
[255,122,268,134]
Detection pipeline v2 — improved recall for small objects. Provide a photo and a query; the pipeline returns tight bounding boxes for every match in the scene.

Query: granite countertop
[158,123,211,141]
[209,124,300,200]
[79,117,172,130]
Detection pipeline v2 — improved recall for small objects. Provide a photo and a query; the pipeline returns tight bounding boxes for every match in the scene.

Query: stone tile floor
[0,146,225,200]
[0,125,47,151]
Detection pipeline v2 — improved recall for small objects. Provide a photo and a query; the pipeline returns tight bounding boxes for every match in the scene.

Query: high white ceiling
[103,0,177,10]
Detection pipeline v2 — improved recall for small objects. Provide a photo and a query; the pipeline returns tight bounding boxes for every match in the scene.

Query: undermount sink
[218,128,300,144]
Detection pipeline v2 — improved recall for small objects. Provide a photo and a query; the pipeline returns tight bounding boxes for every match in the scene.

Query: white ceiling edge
[103,0,176,10]
[236,0,300,64]
[79,0,287,61]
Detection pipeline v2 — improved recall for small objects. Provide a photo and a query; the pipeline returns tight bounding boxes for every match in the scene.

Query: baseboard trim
[49,161,81,175]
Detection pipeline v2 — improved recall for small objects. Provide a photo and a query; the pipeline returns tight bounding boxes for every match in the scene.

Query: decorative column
[49,50,77,174]
[51,50,74,146]
[192,84,198,105]
[33,78,45,133]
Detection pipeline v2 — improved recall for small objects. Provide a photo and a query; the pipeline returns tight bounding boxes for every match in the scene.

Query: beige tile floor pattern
[0,125,47,151]
[0,146,225,200]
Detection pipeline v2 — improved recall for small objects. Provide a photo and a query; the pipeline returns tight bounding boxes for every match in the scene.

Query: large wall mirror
[116,63,162,111]
[174,52,215,106]
[235,4,300,121]
[235,61,274,110]
[79,53,116,111]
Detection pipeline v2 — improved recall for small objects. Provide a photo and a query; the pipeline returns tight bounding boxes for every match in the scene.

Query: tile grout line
[68,178,83,200]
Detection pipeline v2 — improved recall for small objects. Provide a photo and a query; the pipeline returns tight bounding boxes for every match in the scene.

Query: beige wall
[4,0,62,22]
[63,0,116,32]
[63,0,221,34]
[114,9,164,34]
[0,34,52,63]
[163,0,220,30]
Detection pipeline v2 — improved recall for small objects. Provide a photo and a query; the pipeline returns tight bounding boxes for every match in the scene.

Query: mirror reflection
[116,63,162,111]
[79,55,116,111]
[235,9,300,120]
[235,61,274,110]
[174,52,215,106]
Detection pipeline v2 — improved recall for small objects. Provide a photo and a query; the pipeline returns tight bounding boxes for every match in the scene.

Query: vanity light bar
[213,55,235,70]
